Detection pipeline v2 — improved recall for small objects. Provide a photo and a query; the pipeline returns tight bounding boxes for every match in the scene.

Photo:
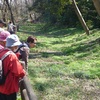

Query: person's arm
[8,53,26,78]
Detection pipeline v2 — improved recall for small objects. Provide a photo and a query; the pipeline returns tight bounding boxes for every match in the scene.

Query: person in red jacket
[0,34,26,100]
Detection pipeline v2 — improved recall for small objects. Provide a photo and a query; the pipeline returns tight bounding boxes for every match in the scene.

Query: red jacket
[0,48,26,95]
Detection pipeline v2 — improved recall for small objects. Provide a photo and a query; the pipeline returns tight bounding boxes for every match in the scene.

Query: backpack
[15,44,26,53]
[0,51,12,85]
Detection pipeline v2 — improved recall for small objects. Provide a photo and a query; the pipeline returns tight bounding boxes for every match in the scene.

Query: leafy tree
[31,0,100,28]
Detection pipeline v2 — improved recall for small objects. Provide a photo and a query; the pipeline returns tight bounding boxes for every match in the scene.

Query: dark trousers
[0,92,17,100]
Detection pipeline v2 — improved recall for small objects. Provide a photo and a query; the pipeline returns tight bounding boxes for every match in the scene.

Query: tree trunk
[5,0,15,24]
[92,0,100,16]
[1,1,7,22]
[72,0,90,35]
[29,14,33,21]
[2,7,7,22]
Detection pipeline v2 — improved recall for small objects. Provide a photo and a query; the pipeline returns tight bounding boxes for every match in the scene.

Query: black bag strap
[15,44,26,53]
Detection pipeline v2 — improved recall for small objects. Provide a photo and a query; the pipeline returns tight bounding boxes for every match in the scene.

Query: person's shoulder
[19,42,27,48]
[18,42,29,51]
[22,42,29,48]
[21,46,29,51]
[3,49,16,57]
[0,49,15,60]
[8,51,18,60]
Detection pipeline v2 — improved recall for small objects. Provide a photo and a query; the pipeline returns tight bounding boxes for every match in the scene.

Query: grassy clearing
[17,23,100,100]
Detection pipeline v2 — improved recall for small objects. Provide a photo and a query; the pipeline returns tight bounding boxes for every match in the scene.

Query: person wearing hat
[0,20,6,32]
[15,36,37,71]
[0,34,26,100]
[6,34,22,51]
[0,31,10,49]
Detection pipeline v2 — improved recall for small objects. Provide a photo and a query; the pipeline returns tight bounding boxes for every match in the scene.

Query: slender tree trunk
[72,0,90,35]
[29,14,33,21]
[1,0,7,22]
[92,0,100,16]
[5,0,15,24]
[2,7,7,22]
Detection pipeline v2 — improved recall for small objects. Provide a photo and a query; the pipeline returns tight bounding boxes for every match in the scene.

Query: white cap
[6,34,21,47]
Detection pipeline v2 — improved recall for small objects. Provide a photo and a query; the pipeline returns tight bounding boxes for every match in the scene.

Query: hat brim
[6,41,22,47]
[10,41,22,47]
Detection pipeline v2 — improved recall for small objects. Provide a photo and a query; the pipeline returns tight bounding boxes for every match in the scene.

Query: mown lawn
[17,23,100,100]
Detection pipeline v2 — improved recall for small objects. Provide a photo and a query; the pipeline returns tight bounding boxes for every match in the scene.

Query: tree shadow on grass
[62,37,100,58]
[29,51,64,59]
[19,27,84,38]
[29,37,100,59]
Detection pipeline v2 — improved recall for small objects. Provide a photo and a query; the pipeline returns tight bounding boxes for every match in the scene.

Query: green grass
[17,23,100,100]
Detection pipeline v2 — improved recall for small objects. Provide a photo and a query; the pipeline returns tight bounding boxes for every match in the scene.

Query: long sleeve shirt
[0,48,26,95]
